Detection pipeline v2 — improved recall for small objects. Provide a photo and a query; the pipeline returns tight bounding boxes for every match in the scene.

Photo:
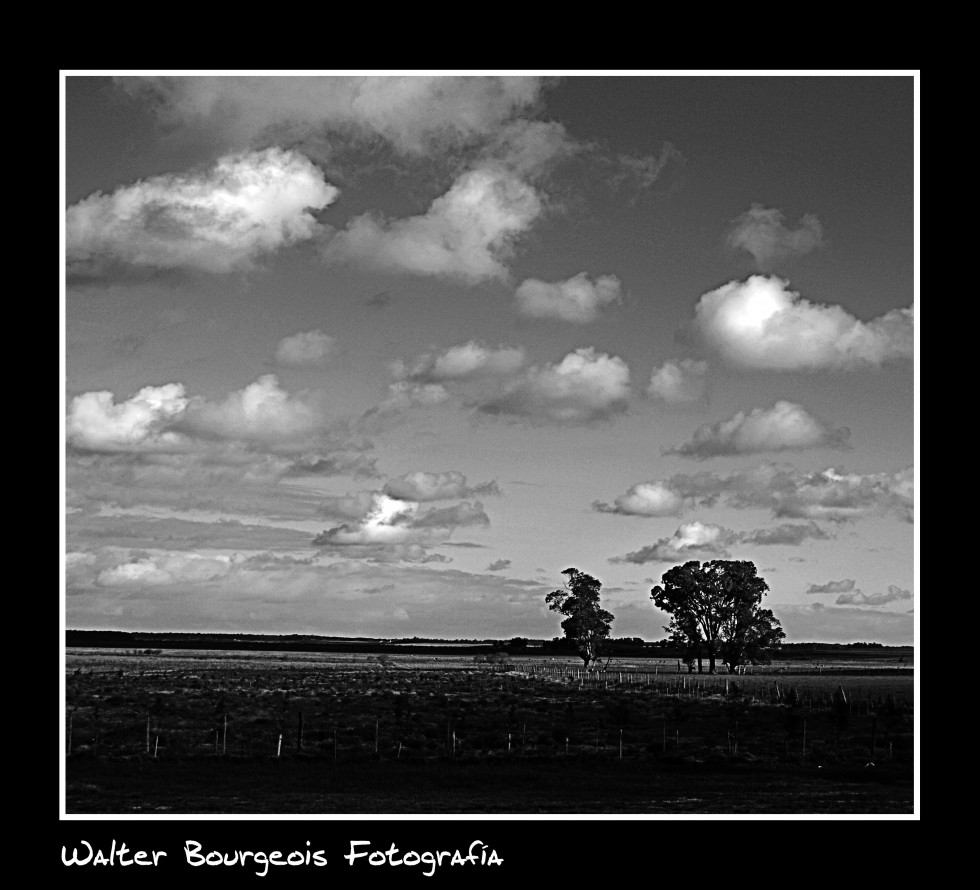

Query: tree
[546,568,614,670]
[651,560,784,674]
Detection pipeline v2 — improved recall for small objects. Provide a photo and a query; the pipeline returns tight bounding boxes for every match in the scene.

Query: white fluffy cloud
[693,275,914,370]
[395,342,526,382]
[667,401,850,459]
[726,204,824,268]
[593,482,686,517]
[274,330,335,367]
[480,347,631,423]
[383,471,501,502]
[836,585,912,606]
[487,559,512,572]
[610,517,832,563]
[67,383,190,452]
[117,76,548,157]
[312,492,488,548]
[322,166,543,282]
[611,521,737,564]
[514,272,622,323]
[67,149,338,275]
[647,359,708,404]
[180,375,324,446]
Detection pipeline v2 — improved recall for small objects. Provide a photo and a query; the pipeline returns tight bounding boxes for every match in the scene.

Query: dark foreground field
[64,649,914,815]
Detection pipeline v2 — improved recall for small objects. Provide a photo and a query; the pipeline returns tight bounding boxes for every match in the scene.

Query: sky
[62,72,917,644]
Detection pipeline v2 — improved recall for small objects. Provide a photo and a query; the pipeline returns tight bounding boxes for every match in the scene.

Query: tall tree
[651,560,783,674]
[546,568,614,670]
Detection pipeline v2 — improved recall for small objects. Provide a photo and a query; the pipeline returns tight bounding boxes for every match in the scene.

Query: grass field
[64,647,914,815]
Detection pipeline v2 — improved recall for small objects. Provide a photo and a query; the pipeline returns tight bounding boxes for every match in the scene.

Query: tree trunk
[708,643,716,674]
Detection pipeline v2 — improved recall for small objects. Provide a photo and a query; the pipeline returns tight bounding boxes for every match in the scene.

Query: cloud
[66,149,338,276]
[736,521,832,546]
[312,493,489,549]
[611,521,737,564]
[179,375,324,448]
[663,462,913,523]
[514,272,622,323]
[322,166,543,282]
[806,579,856,594]
[593,482,687,517]
[770,603,912,645]
[610,518,831,563]
[117,76,549,157]
[96,552,240,587]
[479,347,631,424]
[368,382,451,417]
[383,471,501,501]
[394,341,526,383]
[726,204,824,269]
[285,452,379,479]
[274,330,335,367]
[67,383,190,453]
[68,550,555,638]
[836,585,912,606]
[486,559,512,572]
[692,275,914,370]
[594,462,912,525]
[647,359,708,404]
[666,401,850,459]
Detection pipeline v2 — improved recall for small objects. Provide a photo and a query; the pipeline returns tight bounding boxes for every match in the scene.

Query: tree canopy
[651,560,784,673]
[545,567,614,670]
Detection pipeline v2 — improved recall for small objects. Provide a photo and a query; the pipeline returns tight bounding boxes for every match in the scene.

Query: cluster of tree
[546,560,784,673]
[652,561,784,674]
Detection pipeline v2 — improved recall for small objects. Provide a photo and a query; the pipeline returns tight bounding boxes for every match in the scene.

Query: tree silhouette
[546,567,614,670]
[651,560,784,673]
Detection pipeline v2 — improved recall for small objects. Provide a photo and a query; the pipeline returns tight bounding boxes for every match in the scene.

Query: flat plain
[64,646,914,814]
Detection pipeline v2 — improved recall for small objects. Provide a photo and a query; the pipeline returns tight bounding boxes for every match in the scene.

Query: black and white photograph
[61,71,918,836]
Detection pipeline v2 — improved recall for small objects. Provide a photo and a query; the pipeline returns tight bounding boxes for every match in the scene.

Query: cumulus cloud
[274,330,335,367]
[693,275,914,370]
[479,347,631,424]
[726,204,824,269]
[383,471,501,501]
[736,521,832,546]
[487,559,512,571]
[806,579,856,594]
[322,166,543,283]
[594,463,912,525]
[117,75,549,157]
[610,517,832,563]
[661,462,913,524]
[647,359,708,404]
[179,375,324,447]
[96,552,239,587]
[611,521,737,564]
[67,149,338,276]
[593,482,687,517]
[67,383,190,452]
[666,401,850,459]
[312,493,489,550]
[514,272,622,323]
[836,585,912,606]
[394,341,526,383]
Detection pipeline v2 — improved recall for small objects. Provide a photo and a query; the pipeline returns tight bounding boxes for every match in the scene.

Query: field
[64,647,915,815]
